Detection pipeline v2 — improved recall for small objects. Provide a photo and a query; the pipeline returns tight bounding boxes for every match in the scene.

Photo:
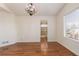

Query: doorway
[40,20,48,52]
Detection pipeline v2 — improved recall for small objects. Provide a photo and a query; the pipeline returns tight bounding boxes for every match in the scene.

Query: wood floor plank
[0,42,76,56]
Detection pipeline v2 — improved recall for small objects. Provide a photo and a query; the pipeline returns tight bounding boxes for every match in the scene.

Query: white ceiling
[5,3,65,16]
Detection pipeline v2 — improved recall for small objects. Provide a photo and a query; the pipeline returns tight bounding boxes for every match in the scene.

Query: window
[64,9,79,40]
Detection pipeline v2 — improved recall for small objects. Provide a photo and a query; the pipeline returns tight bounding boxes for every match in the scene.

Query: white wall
[0,11,17,47]
[15,16,56,42]
[57,3,79,55]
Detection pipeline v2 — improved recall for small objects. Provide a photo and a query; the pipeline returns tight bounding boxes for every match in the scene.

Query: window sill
[64,36,79,42]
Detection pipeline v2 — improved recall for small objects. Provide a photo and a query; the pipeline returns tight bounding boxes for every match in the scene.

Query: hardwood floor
[0,42,76,56]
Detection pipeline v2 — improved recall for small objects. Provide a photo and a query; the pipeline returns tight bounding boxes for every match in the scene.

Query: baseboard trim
[0,42,16,48]
[16,41,57,43]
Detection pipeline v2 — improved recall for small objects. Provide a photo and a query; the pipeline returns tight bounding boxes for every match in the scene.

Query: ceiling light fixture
[25,3,36,16]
